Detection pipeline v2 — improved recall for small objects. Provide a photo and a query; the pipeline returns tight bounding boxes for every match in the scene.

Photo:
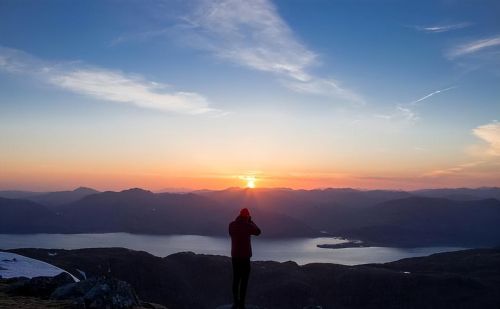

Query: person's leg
[232,258,242,307]
[238,258,251,308]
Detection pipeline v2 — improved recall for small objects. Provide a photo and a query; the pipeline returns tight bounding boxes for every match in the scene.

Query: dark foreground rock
[51,276,141,309]
[2,273,167,309]
[7,272,75,298]
[8,247,500,309]
[1,278,75,309]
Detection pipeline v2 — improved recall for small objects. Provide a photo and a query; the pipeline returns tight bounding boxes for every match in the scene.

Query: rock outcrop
[7,272,74,298]
[9,247,500,309]
[51,276,141,308]
[2,273,167,309]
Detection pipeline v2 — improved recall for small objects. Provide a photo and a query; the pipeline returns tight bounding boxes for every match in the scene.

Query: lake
[0,233,466,265]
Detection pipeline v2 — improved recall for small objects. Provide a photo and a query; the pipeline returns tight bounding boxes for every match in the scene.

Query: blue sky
[0,0,499,190]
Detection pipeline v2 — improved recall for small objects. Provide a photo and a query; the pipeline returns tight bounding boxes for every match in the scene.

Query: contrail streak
[409,86,456,106]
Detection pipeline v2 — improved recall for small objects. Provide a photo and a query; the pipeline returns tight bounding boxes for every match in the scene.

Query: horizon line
[1,185,499,194]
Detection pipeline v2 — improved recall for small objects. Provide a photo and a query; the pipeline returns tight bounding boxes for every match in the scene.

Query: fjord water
[0,233,464,265]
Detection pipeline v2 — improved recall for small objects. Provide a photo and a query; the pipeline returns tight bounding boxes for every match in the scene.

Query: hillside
[6,247,500,309]
[1,187,500,246]
[340,197,500,246]
[0,197,59,233]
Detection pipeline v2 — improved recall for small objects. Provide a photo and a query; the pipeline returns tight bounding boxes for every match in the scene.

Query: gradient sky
[1,0,499,191]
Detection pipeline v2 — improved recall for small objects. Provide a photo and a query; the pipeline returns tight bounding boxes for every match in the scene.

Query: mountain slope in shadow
[2,187,500,245]
[8,247,500,309]
[340,197,500,246]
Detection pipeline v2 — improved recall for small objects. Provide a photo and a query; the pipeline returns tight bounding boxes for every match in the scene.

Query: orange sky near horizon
[2,118,498,192]
[2,120,499,192]
[2,160,500,192]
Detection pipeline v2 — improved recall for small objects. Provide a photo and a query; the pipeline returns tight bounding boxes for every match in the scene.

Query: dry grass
[0,279,165,308]
[0,280,76,309]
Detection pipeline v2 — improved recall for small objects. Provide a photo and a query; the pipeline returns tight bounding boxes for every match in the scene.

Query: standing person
[229,208,261,309]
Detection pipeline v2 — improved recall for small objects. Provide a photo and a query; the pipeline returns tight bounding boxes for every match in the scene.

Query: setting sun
[245,176,256,188]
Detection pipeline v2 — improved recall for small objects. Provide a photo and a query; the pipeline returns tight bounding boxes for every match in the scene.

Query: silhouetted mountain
[25,187,99,208]
[8,247,500,309]
[413,187,500,200]
[2,187,500,246]
[197,188,500,246]
[340,197,500,246]
[198,187,411,213]
[0,198,58,233]
[0,188,316,237]
[0,190,41,199]
[196,188,411,232]
[57,188,231,235]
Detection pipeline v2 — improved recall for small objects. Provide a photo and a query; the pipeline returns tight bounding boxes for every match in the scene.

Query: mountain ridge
[1,187,500,246]
[5,247,500,309]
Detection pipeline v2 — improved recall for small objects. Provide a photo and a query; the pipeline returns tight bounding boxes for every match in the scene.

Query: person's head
[239,208,250,218]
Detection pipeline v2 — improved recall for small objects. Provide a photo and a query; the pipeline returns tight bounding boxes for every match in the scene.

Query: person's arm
[248,217,261,236]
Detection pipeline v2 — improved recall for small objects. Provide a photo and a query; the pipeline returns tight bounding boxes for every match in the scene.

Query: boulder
[51,276,141,309]
[7,272,74,298]
[50,277,96,300]
[3,276,29,291]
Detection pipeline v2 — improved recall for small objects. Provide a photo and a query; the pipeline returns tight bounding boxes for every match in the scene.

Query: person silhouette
[229,208,261,309]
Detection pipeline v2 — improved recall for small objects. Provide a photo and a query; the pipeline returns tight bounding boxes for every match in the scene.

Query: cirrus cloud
[173,0,364,104]
[448,36,500,59]
[413,22,472,33]
[0,46,218,115]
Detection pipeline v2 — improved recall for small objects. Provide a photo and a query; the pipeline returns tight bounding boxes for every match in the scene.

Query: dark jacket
[229,216,261,258]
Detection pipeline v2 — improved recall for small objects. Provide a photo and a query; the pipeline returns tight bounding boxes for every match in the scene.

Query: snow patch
[0,251,78,281]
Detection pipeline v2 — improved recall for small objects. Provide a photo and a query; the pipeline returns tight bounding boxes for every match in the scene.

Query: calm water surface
[0,233,465,265]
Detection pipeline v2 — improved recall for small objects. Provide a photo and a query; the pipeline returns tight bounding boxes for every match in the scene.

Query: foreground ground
[2,247,500,309]
[0,279,74,309]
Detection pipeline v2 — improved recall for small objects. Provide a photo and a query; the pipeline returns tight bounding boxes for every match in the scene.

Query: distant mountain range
[0,187,99,208]
[7,247,500,308]
[1,187,500,246]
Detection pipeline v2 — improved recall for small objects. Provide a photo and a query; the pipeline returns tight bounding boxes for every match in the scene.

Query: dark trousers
[232,257,250,307]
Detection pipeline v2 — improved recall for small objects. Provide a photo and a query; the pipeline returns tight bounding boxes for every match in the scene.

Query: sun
[245,176,256,188]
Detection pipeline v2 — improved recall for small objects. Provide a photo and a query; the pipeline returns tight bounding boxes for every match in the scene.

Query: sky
[0,0,499,191]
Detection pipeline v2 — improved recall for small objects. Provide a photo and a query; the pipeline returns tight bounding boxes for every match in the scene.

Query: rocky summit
[1,273,167,309]
[3,247,500,309]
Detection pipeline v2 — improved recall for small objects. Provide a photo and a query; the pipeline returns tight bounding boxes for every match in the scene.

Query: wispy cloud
[109,29,171,47]
[472,121,500,156]
[374,106,419,123]
[425,121,500,178]
[173,0,363,104]
[423,161,484,177]
[50,69,215,114]
[413,22,471,33]
[0,46,216,115]
[283,78,364,104]
[448,35,500,58]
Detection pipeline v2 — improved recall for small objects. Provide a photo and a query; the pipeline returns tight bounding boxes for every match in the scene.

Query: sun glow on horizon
[243,176,256,188]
